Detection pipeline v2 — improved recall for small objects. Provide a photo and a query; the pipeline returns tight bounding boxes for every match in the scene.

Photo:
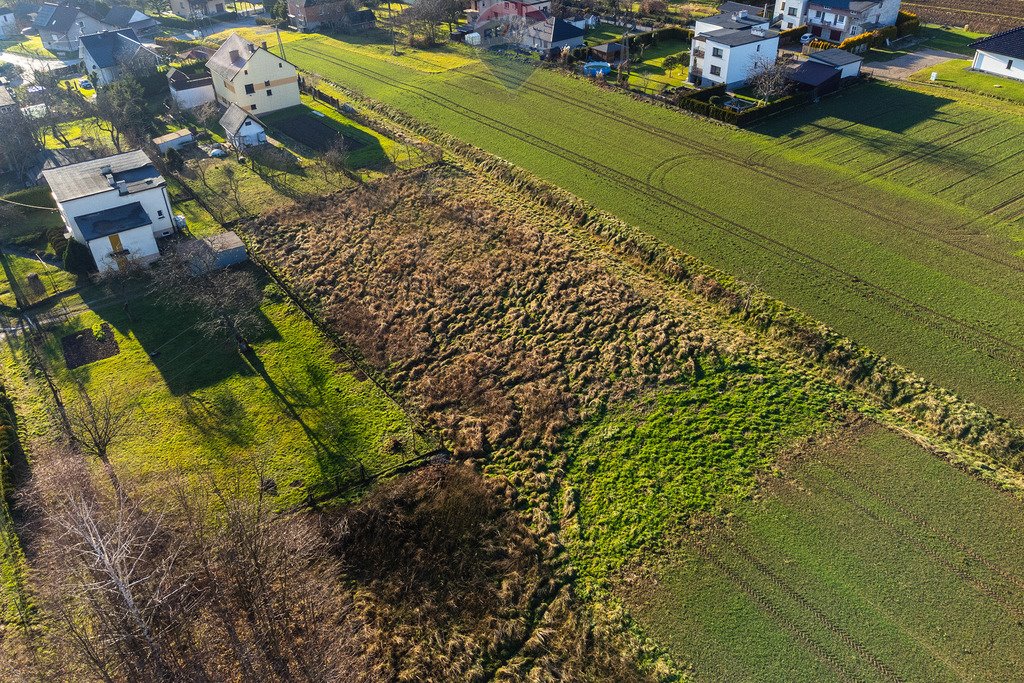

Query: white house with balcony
[42,150,175,272]
[690,11,780,87]
[773,0,900,42]
[969,27,1024,82]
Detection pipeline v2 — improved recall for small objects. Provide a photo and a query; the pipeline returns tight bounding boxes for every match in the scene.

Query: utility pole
[388,1,398,55]
[276,26,287,60]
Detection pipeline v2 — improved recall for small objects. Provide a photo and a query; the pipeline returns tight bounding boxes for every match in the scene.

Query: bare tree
[316,137,349,183]
[748,54,792,102]
[67,386,134,494]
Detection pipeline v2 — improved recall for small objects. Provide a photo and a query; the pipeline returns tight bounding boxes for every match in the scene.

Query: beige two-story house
[206,33,300,115]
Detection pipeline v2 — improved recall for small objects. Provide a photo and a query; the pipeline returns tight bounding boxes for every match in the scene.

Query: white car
[800,33,814,45]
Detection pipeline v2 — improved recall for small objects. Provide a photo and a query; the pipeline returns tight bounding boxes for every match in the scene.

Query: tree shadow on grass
[180,387,255,447]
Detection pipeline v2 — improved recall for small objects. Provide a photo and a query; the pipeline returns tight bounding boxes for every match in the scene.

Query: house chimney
[100,164,112,175]
[735,9,748,19]
[115,180,128,195]
[229,49,240,61]
[261,41,267,50]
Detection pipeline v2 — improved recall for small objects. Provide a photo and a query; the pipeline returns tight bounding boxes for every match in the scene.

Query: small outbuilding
[787,59,841,94]
[807,47,863,78]
[219,103,267,149]
[184,231,249,272]
[168,68,215,110]
[590,41,625,63]
[153,128,194,153]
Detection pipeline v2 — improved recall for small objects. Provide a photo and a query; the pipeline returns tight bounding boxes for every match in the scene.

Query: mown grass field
[271,32,1024,419]
[629,422,1024,682]
[911,58,1024,105]
[0,272,423,511]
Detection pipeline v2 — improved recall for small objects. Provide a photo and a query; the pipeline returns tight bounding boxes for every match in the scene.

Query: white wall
[88,224,160,272]
[228,118,267,148]
[776,0,809,29]
[212,48,300,114]
[699,36,780,87]
[58,185,175,244]
[171,83,216,109]
[973,49,1024,82]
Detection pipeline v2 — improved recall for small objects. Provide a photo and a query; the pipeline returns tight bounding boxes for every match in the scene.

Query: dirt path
[863,47,964,81]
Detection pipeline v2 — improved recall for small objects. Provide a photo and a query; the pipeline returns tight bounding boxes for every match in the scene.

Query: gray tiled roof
[702,26,778,46]
[80,28,149,69]
[525,17,584,44]
[219,103,261,135]
[73,201,152,241]
[971,26,1024,61]
[808,47,863,66]
[207,32,257,82]
[42,150,163,203]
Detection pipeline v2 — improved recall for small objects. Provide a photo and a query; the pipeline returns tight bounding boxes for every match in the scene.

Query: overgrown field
[245,165,848,587]
[629,421,1024,682]
[268,33,1024,421]
[903,0,1024,33]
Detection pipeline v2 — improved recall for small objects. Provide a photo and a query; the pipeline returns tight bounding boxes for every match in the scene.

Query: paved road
[862,47,964,81]
[0,51,77,83]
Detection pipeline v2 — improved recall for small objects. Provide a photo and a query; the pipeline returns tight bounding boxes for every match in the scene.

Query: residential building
[102,5,161,36]
[170,0,225,19]
[969,27,1024,82]
[807,46,862,77]
[42,150,175,272]
[0,8,16,37]
[220,103,267,148]
[288,0,376,32]
[470,0,550,18]
[34,3,112,53]
[79,29,159,87]
[206,33,300,114]
[168,67,216,109]
[521,17,585,53]
[690,11,780,87]
[774,0,901,42]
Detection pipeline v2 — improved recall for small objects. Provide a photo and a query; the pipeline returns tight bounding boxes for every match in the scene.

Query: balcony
[693,49,705,59]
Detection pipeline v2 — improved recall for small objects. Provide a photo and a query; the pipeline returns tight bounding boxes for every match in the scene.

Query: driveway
[0,51,78,83]
[863,47,964,81]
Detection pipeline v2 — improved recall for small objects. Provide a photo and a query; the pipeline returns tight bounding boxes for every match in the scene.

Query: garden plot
[263,106,369,153]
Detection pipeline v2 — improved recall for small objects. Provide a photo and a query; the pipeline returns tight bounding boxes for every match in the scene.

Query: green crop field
[628,422,1024,682]
[271,33,1024,420]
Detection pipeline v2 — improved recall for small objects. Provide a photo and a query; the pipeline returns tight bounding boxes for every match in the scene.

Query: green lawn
[3,35,58,59]
[277,33,1024,421]
[1,271,425,509]
[629,423,1024,682]
[586,23,626,47]
[910,59,1024,105]
[865,24,988,62]
[0,253,77,309]
[619,38,690,93]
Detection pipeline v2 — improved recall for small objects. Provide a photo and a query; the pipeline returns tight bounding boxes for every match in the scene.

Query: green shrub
[62,239,95,275]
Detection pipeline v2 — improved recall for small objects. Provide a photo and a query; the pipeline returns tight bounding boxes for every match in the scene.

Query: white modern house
[690,11,780,87]
[79,29,159,87]
[220,103,267,149]
[0,8,17,37]
[773,0,901,41]
[207,33,300,115]
[42,150,174,272]
[969,27,1024,82]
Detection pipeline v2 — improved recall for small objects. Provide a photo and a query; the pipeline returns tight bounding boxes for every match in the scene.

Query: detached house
[42,150,175,273]
[772,0,900,40]
[79,29,159,86]
[521,17,585,53]
[169,0,226,20]
[288,0,376,32]
[102,5,161,36]
[34,3,111,53]
[207,33,300,114]
[219,103,267,149]
[690,10,779,87]
[969,27,1024,82]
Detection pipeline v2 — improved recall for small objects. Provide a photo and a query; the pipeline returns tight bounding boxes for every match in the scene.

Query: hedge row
[838,24,899,52]
[675,87,812,127]
[778,24,808,44]
[300,74,1024,480]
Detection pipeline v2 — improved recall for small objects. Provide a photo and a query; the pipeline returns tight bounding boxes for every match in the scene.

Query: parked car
[209,148,228,158]
[78,78,93,90]
[800,33,814,45]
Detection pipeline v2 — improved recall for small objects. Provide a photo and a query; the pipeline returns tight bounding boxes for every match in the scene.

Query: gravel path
[863,47,965,81]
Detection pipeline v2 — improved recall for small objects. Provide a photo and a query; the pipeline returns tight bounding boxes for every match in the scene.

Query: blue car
[78,78,93,89]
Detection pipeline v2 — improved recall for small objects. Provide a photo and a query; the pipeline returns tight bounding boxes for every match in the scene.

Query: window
[279,62,283,67]
[264,80,270,86]
[712,46,723,58]
[244,83,255,94]
[814,9,822,17]
[250,104,257,110]
[788,6,796,15]
[710,65,721,76]
[266,89,273,96]
[244,69,248,75]
[157,210,164,218]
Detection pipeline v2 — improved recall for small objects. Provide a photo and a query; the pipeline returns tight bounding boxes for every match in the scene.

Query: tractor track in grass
[293,45,1024,370]
[804,468,1024,624]
[934,144,1024,195]
[727,543,905,683]
[905,130,1024,191]
[691,541,859,683]
[817,459,1024,595]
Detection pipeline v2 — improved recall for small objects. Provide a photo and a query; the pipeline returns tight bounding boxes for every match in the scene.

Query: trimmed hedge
[896,9,920,36]
[778,24,808,44]
[675,86,812,126]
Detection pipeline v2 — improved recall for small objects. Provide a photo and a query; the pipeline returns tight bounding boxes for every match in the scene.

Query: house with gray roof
[521,17,585,53]
[34,3,112,53]
[79,28,159,86]
[42,150,175,272]
[970,26,1024,82]
[102,5,161,36]
[219,103,267,149]
[691,10,780,87]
